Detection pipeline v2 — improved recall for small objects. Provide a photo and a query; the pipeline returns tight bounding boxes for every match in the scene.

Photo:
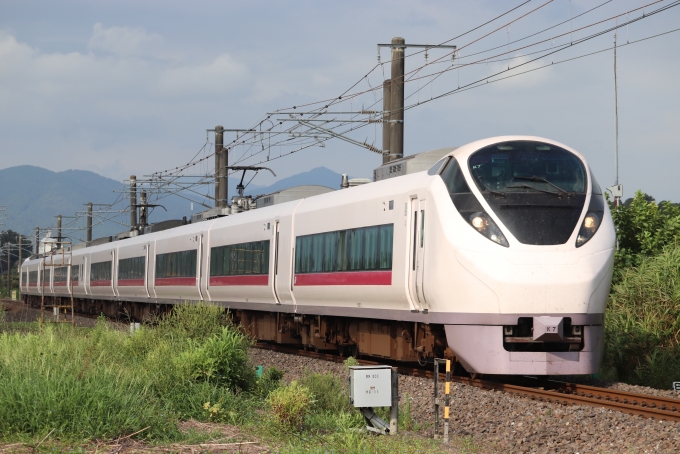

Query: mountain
[245,167,342,195]
[0,165,343,242]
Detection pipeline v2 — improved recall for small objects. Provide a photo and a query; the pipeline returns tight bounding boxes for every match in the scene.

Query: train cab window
[156,250,197,278]
[440,157,484,215]
[468,141,588,245]
[29,271,38,285]
[23,271,27,285]
[118,256,146,281]
[91,261,112,282]
[210,241,270,276]
[42,268,51,284]
[72,265,80,284]
[295,224,394,274]
[440,157,471,194]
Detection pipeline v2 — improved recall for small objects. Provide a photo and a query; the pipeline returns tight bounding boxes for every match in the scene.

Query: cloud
[156,53,249,97]
[88,22,165,58]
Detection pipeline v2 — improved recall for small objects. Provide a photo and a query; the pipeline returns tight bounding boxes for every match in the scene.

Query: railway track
[255,342,680,423]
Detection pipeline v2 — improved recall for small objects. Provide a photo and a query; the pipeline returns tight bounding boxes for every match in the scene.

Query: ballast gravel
[249,348,680,453]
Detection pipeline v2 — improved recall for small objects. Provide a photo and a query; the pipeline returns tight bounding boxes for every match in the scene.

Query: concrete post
[129,175,137,230]
[57,215,62,250]
[382,79,392,164]
[35,227,39,254]
[6,246,10,298]
[86,203,93,242]
[389,37,405,162]
[390,367,399,435]
[214,125,227,208]
[139,191,148,227]
[18,235,21,300]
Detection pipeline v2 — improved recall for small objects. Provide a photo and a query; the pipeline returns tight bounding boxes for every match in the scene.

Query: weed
[343,356,359,372]
[268,381,314,431]
[254,366,284,397]
[299,371,353,414]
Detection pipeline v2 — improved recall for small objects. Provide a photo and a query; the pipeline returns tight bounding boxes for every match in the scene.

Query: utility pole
[389,37,405,162]
[86,203,93,242]
[382,80,392,164]
[214,125,227,208]
[18,235,22,300]
[56,215,62,250]
[6,246,10,298]
[378,39,456,162]
[129,175,137,230]
[613,31,620,207]
[139,191,148,228]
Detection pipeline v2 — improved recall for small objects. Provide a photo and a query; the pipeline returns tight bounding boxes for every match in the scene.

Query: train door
[415,199,428,309]
[84,255,90,295]
[407,197,423,311]
[111,250,117,297]
[143,243,151,298]
[150,239,158,299]
[197,234,204,301]
[272,220,282,304]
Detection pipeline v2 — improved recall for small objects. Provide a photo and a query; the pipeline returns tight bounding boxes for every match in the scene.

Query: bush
[298,371,352,414]
[602,246,680,388]
[609,191,680,283]
[175,326,256,391]
[268,381,314,430]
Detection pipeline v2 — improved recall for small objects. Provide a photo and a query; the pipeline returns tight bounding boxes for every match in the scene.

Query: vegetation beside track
[0,304,462,453]
[602,191,680,389]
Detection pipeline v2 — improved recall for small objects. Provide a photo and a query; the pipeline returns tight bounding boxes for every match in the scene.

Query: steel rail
[254,342,680,422]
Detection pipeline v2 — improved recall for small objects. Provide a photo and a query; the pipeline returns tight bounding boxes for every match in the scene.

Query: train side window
[363,226,379,270]
[311,234,324,273]
[211,241,269,276]
[91,261,112,281]
[118,256,146,281]
[322,231,338,272]
[378,225,393,270]
[295,224,394,274]
[155,250,197,279]
[348,228,364,271]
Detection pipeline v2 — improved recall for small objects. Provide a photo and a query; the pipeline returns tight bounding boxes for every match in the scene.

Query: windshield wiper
[476,176,505,198]
[505,183,563,197]
[513,175,572,197]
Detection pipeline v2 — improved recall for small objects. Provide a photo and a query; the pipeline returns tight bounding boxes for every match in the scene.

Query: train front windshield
[467,141,588,245]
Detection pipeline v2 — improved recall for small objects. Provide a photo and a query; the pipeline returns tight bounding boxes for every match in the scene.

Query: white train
[21,136,615,376]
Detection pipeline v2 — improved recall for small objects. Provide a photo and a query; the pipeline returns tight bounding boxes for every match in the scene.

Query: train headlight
[575,192,605,248]
[468,211,509,247]
[575,212,601,247]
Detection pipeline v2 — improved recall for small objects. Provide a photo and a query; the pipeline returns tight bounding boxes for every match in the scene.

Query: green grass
[602,246,680,389]
[0,303,257,442]
[0,304,476,452]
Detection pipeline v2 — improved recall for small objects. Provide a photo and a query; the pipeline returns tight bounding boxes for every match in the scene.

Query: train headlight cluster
[468,212,509,247]
[575,212,601,247]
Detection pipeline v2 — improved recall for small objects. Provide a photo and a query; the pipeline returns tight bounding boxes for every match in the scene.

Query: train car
[21,136,615,376]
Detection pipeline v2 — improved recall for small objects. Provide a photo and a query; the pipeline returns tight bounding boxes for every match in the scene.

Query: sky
[1,0,679,204]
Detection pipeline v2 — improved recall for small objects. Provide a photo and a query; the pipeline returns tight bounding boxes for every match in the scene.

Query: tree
[609,191,680,282]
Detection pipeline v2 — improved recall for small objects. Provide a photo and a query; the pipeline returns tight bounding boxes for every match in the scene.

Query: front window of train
[439,140,601,246]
